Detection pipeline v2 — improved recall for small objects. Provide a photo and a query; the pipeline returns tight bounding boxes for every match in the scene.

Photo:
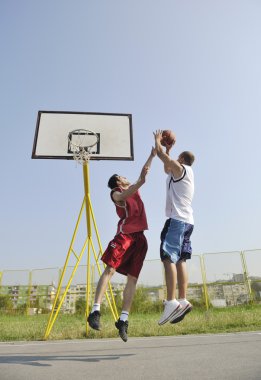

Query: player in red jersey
[88,148,156,342]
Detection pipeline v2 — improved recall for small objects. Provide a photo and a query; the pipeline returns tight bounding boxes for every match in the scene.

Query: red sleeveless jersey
[111,187,148,234]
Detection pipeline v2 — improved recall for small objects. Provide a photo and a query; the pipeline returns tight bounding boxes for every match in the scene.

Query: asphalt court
[0,332,260,380]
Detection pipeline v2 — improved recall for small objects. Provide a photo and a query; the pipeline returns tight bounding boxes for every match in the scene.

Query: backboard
[32,111,134,160]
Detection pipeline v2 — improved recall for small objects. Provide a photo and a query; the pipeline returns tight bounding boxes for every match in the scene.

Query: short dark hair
[180,151,195,166]
[108,174,119,189]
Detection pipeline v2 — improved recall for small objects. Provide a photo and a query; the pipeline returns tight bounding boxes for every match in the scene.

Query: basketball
[161,130,176,147]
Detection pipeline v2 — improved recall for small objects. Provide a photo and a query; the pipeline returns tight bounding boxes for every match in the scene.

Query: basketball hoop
[68,129,99,164]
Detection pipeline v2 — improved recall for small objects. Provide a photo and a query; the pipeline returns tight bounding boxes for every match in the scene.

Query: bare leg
[163,259,177,300]
[115,274,137,342]
[94,265,116,304]
[122,275,138,312]
[176,260,188,299]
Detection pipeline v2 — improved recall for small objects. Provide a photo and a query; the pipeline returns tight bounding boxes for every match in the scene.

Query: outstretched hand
[153,130,174,154]
[137,146,156,185]
[153,130,163,147]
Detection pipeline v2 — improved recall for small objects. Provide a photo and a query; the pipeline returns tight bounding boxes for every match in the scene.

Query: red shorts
[101,232,148,279]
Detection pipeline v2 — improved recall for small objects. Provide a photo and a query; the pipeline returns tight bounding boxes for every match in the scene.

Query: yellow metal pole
[89,238,117,320]
[86,239,91,335]
[240,251,253,303]
[44,198,86,339]
[83,163,92,238]
[82,162,92,334]
[89,190,118,319]
[45,238,89,338]
[44,159,119,339]
[90,264,95,305]
[27,271,32,315]
[200,255,209,310]
[82,162,119,327]
[90,201,104,260]
[90,202,119,321]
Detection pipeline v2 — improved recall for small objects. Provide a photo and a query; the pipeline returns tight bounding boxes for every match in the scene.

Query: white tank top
[165,164,194,224]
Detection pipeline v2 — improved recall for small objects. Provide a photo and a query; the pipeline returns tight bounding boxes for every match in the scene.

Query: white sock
[178,298,189,306]
[120,311,129,322]
[166,299,180,307]
[91,303,100,313]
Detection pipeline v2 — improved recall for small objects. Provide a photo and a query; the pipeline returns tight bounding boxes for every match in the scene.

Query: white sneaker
[170,302,193,324]
[158,300,182,325]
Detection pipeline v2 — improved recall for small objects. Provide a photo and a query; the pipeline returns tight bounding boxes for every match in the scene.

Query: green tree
[131,286,157,314]
[0,295,13,313]
[251,281,261,301]
[75,297,86,315]
[16,303,27,315]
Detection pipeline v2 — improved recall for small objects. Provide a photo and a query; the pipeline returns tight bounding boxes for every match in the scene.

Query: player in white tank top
[154,130,195,326]
[166,164,194,225]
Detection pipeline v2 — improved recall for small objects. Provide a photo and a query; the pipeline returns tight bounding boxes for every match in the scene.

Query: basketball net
[68,129,99,165]
[72,146,91,164]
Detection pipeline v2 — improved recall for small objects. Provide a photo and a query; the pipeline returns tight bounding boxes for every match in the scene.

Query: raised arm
[113,148,156,203]
[142,146,157,173]
[154,130,183,178]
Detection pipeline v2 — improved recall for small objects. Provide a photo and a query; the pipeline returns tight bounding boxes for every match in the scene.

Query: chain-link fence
[0,250,260,314]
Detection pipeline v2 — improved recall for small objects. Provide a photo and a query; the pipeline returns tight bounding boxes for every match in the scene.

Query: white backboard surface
[32,111,134,160]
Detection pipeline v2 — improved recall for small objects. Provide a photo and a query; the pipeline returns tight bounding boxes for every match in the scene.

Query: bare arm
[113,148,156,203]
[154,130,183,178]
[163,146,172,174]
[142,146,157,172]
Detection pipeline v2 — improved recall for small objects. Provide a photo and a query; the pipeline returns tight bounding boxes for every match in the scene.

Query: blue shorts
[160,218,194,264]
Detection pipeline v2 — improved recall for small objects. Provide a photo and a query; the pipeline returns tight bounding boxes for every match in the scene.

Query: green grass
[0,304,261,342]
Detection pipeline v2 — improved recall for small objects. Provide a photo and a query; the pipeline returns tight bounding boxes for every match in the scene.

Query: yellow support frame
[240,251,253,303]
[26,271,32,315]
[200,255,209,310]
[44,162,118,340]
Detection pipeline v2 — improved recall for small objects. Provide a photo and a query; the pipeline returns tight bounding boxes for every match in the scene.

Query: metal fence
[0,249,260,314]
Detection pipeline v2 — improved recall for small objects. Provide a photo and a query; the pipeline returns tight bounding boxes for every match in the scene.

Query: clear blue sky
[1,0,261,274]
